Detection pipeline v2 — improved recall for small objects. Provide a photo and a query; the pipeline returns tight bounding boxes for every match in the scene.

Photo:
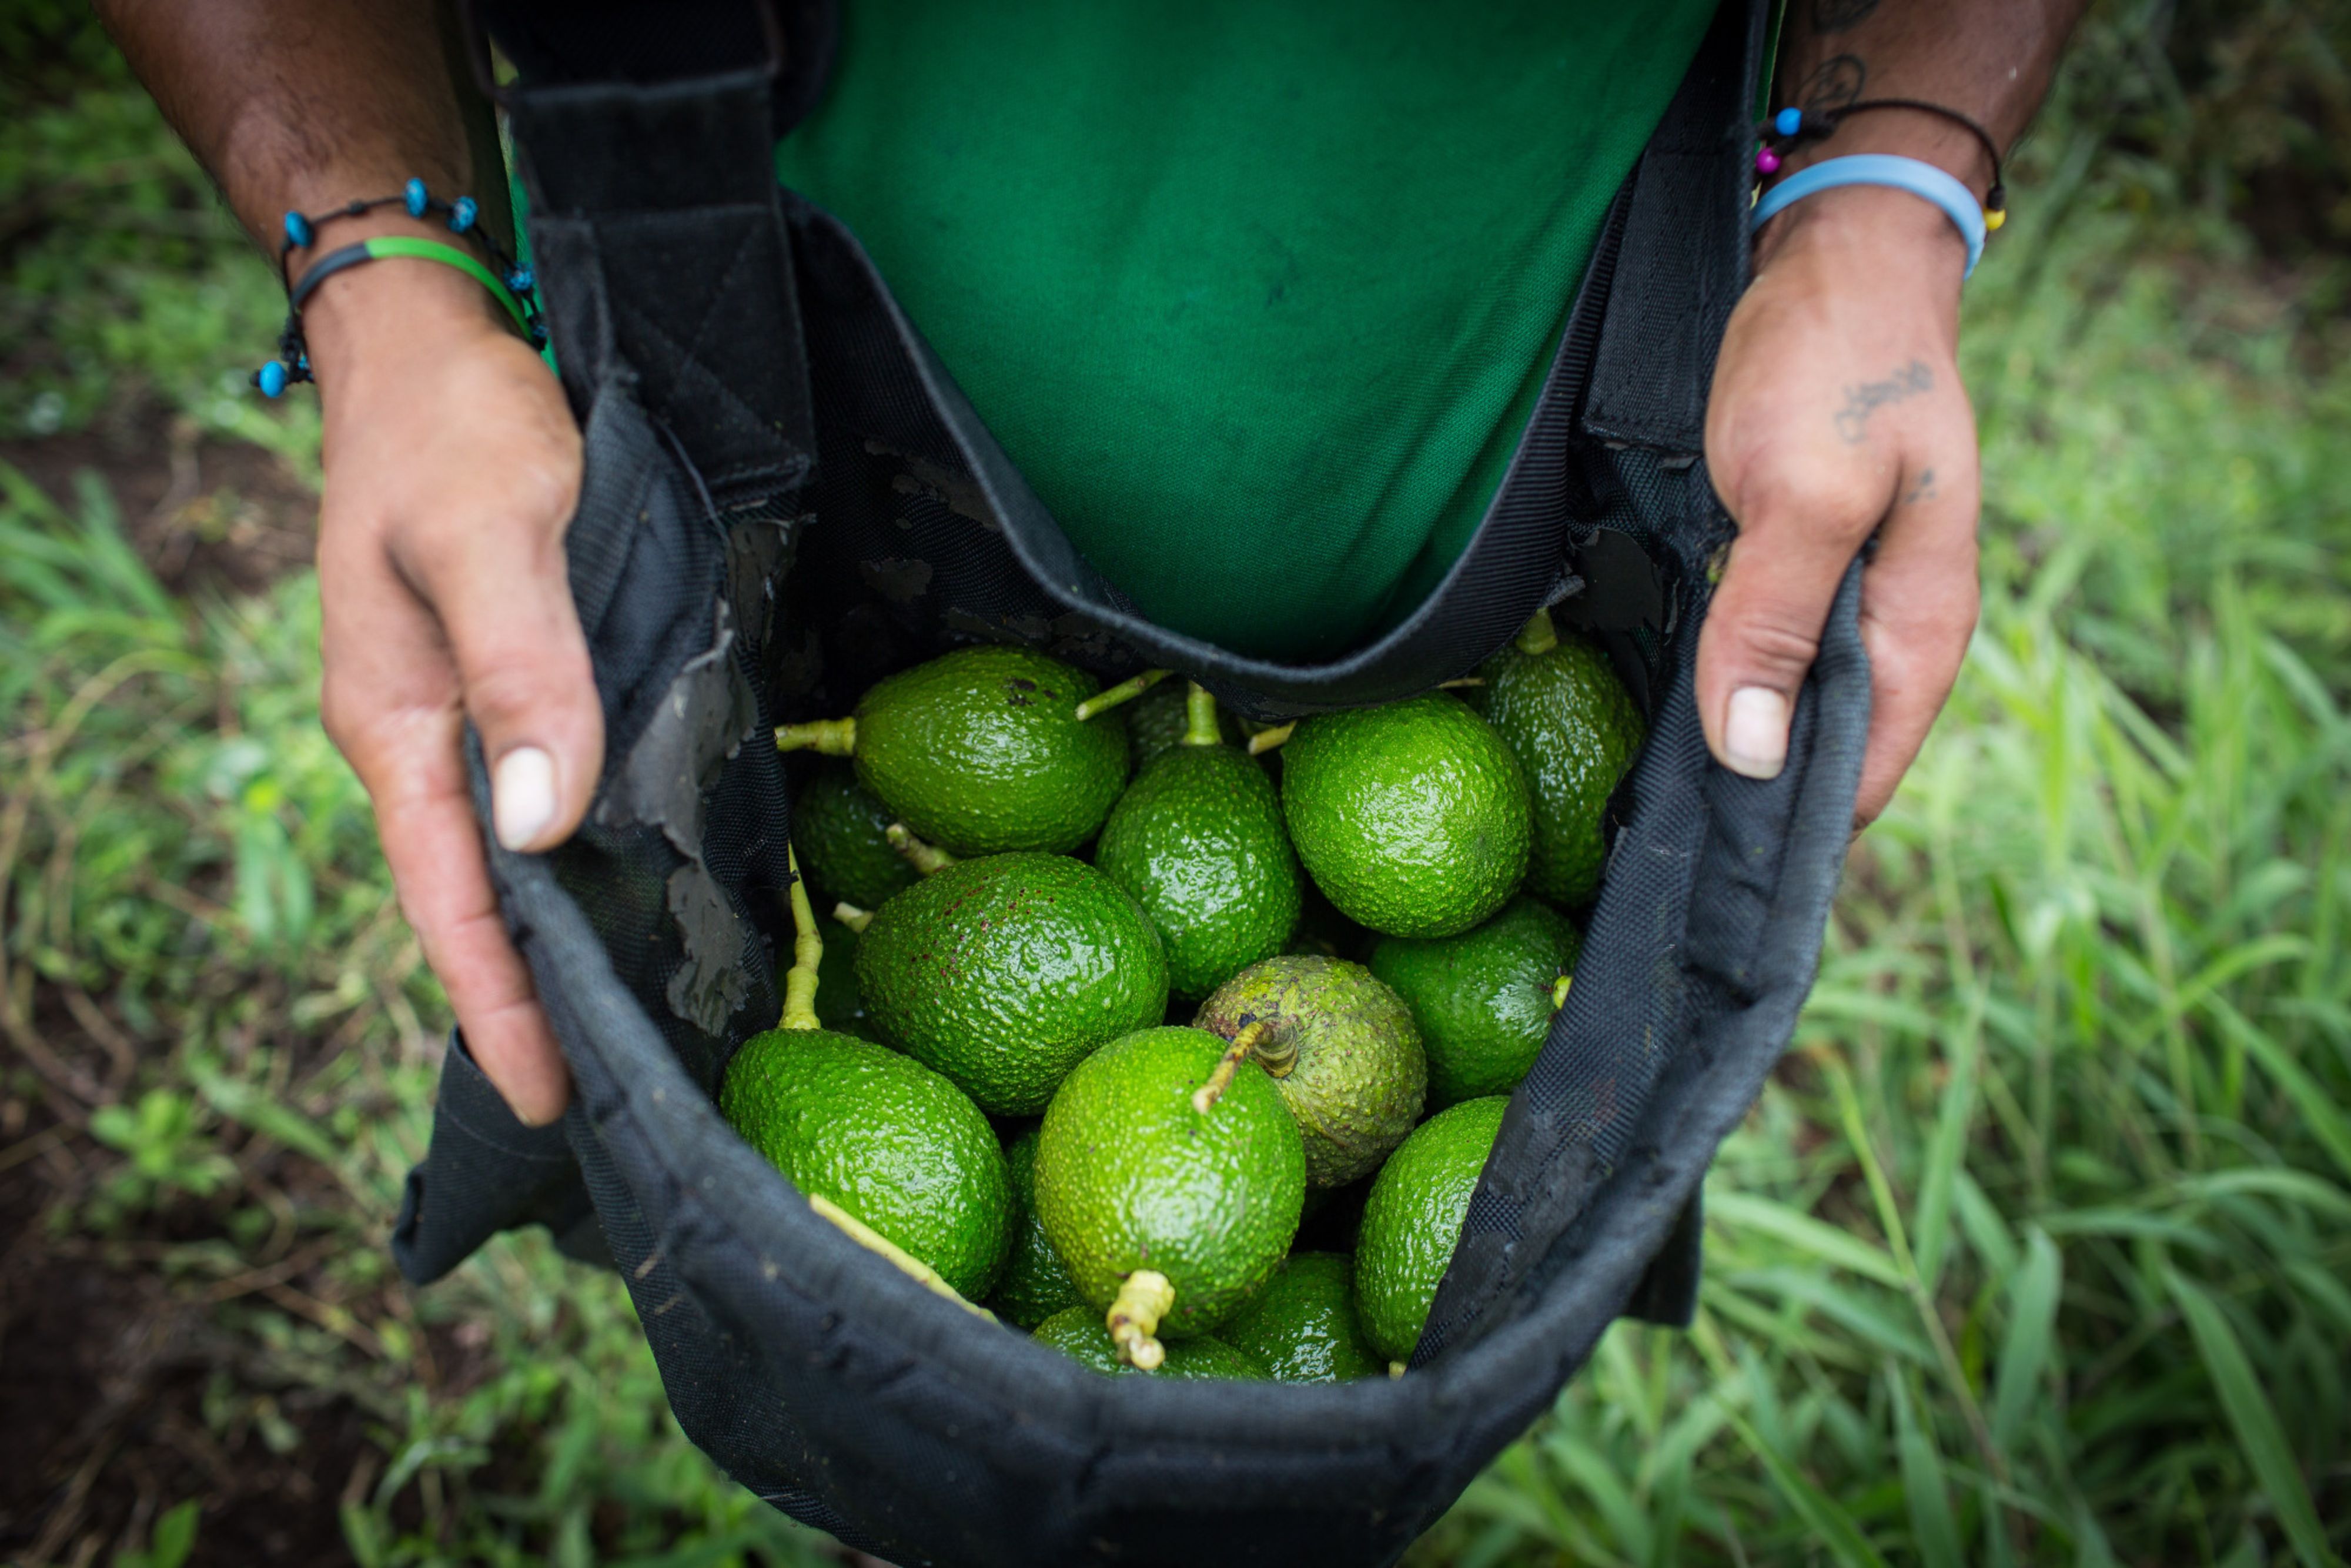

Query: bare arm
[96,1,595,1125]
[1700,0,2087,823]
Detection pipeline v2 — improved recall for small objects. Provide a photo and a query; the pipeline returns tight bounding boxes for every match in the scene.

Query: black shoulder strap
[1579,0,1768,456]
[501,34,818,511]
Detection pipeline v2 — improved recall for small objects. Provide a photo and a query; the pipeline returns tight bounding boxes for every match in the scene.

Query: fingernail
[493,746,557,850]
[1723,687,1790,780]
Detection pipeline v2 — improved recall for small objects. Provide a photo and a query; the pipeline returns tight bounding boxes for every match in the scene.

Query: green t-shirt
[774,2,1713,663]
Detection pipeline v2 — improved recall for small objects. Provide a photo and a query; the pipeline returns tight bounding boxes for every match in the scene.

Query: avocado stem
[775,717,857,755]
[779,844,824,1030]
[884,821,958,875]
[1515,606,1559,657]
[1551,973,1572,1011]
[1180,681,1222,748]
[1244,721,1295,757]
[1191,1018,1273,1113]
[1074,668,1169,721]
[1249,1022,1297,1079]
[808,1193,992,1319]
[832,901,874,934]
[1108,1269,1174,1370]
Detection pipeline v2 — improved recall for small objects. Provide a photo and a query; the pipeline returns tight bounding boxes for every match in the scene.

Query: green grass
[5,3,2349,1564]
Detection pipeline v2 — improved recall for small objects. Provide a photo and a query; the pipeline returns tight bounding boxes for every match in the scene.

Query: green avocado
[852,645,1131,856]
[855,852,1168,1115]
[1367,895,1580,1107]
[1470,626,1644,908]
[990,1126,1086,1329]
[1216,1251,1383,1383]
[721,1028,1011,1300]
[1195,955,1426,1188]
[1035,1027,1305,1340]
[1030,1306,1267,1379]
[1280,693,1531,940]
[792,763,919,912]
[1355,1095,1509,1363]
[1094,744,1303,1001]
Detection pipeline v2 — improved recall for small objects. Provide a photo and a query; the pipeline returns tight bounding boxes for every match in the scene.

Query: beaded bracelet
[252,179,545,397]
[1754,99,2007,232]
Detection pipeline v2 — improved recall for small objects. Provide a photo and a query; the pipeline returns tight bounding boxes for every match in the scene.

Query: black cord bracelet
[1755,98,2006,228]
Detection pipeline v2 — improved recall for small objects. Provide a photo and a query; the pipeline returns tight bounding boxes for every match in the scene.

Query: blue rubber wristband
[1751,153,1987,280]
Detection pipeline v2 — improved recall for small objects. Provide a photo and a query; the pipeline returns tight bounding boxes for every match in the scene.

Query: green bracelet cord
[351,237,535,335]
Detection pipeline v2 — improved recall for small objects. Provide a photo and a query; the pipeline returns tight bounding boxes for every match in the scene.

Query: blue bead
[507,267,534,292]
[283,210,312,248]
[257,362,288,398]
[449,196,477,233]
[404,178,429,218]
[1774,107,1803,138]
[297,353,310,371]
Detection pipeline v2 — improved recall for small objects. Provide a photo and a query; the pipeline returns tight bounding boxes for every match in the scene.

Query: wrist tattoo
[1800,54,1867,114]
[1835,360,1933,444]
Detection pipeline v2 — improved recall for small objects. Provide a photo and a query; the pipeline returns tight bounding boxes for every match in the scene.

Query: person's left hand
[1697,182,1984,827]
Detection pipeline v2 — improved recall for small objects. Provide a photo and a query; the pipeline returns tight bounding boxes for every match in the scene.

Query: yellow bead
[1985,208,2006,232]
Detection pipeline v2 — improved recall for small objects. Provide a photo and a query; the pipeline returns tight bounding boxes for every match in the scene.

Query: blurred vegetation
[4,0,2349,1564]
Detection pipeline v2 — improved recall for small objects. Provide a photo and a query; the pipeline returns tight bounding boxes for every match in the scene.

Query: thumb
[399,486,603,854]
[1693,500,1868,781]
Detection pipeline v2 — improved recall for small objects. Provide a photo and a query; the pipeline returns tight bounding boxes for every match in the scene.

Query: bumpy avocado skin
[720,1028,1011,1300]
[852,645,1129,856]
[1095,746,1304,1001]
[1355,1095,1510,1363]
[1126,680,1242,771]
[991,1128,1086,1329]
[1029,1306,1268,1379]
[1195,955,1427,1188]
[793,764,919,912]
[1035,1027,1306,1340]
[1217,1251,1382,1383]
[1280,693,1532,940]
[855,852,1169,1115]
[1469,633,1644,908]
[1367,895,1581,1107]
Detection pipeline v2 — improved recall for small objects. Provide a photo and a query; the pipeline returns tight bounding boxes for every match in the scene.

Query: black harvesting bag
[392,3,1870,1562]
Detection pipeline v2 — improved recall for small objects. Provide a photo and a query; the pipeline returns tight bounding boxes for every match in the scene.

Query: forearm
[1771,1,2089,205]
[93,0,510,261]
[95,0,520,400]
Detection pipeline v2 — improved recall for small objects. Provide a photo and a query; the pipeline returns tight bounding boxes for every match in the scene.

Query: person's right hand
[305,243,597,1126]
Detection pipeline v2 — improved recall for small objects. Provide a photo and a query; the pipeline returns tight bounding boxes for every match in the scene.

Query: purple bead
[1756,148,1782,175]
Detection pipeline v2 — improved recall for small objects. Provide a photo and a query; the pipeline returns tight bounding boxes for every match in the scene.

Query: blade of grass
[1708,1189,1907,1288]
[1991,1228,2064,1451]
[1719,1402,1892,1568]
[2163,1269,2343,1568]
[1887,1369,1965,1568]
[1915,984,1990,1293]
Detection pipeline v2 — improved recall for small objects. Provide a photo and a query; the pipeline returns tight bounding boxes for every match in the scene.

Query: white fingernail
[1723,687,1790,780]
[493,746,557,850]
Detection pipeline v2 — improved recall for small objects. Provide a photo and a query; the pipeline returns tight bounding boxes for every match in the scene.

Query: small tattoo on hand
[1902,467,1938,505]
[1834,360,1933,444]
[1801,54,1865,113]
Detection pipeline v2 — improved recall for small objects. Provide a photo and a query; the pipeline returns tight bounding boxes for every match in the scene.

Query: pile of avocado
[727,614,1641,1381]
